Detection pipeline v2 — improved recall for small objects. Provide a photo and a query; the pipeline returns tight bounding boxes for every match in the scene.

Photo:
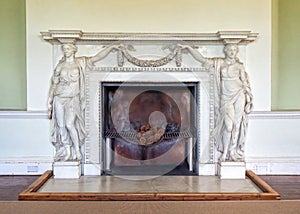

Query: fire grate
[104,129,194,145]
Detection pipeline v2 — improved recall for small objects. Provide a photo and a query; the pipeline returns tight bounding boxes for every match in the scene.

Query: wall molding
[0,156,53,163]
[1,110,300,120]
[249,111,300,119]
[246,156,300,163]
[0,111,48,119]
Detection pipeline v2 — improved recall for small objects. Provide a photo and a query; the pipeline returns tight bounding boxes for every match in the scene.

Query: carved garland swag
[117,46,182,67]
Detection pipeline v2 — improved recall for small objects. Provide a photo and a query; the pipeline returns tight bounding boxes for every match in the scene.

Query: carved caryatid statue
[48,43,120,161]
[179,43,253,162]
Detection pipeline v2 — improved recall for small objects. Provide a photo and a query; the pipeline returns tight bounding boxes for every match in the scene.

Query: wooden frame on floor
[18,170,280,201]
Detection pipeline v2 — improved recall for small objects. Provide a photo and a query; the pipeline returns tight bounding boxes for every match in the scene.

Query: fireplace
[102,82,198,175]
[42,30,258,177]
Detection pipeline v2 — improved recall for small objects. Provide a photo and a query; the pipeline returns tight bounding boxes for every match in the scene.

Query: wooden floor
[0,175,39,201]
[260,175,300,200]
[0,175,299,201]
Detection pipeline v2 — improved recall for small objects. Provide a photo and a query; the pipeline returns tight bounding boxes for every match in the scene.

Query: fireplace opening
[102,82,198,175]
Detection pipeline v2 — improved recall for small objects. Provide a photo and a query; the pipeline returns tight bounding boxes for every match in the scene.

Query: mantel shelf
[41,30,258,45]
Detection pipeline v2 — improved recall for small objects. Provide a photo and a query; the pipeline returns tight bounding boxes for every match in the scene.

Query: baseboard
[1,157,299,175]
[246,157,300,175]
[0,157,53,175]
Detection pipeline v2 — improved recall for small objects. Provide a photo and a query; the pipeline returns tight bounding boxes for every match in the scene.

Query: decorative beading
[98,82,103,167]
[209,70,215,163]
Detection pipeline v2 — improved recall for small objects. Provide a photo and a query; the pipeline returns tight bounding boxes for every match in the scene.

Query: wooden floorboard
[0,174,299,201]
[0,175,39,201]
[260,175,300,200]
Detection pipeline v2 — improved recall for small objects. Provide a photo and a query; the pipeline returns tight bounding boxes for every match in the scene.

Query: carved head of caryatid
[223,43,239,60]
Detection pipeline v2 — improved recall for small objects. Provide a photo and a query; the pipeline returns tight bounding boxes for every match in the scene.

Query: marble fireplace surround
[42,30,258,176]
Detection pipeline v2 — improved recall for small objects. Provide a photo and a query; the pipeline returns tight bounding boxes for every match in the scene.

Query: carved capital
[217,31,258,45]
[41,30,83,44]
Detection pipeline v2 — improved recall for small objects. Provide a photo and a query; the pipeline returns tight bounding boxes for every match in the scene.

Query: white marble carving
[43,31,258,176]
[119,45,181,67]
[179,43,253,162]
[48,43,120,162]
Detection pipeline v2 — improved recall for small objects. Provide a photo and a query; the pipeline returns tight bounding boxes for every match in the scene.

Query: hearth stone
[217,161,246,179]
[53,161,82,179]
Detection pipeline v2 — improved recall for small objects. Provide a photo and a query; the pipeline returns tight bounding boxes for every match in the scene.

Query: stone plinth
[217,161,246,179]
[53,161,82,179]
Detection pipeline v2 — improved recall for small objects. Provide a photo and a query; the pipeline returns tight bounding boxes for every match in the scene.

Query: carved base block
[217,161,246,179]
[53,161,81,179]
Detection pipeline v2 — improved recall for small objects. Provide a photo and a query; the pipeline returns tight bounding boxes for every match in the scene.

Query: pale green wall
[0,0,26,110]
[273,0,300,110]
[271,0,279,109]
